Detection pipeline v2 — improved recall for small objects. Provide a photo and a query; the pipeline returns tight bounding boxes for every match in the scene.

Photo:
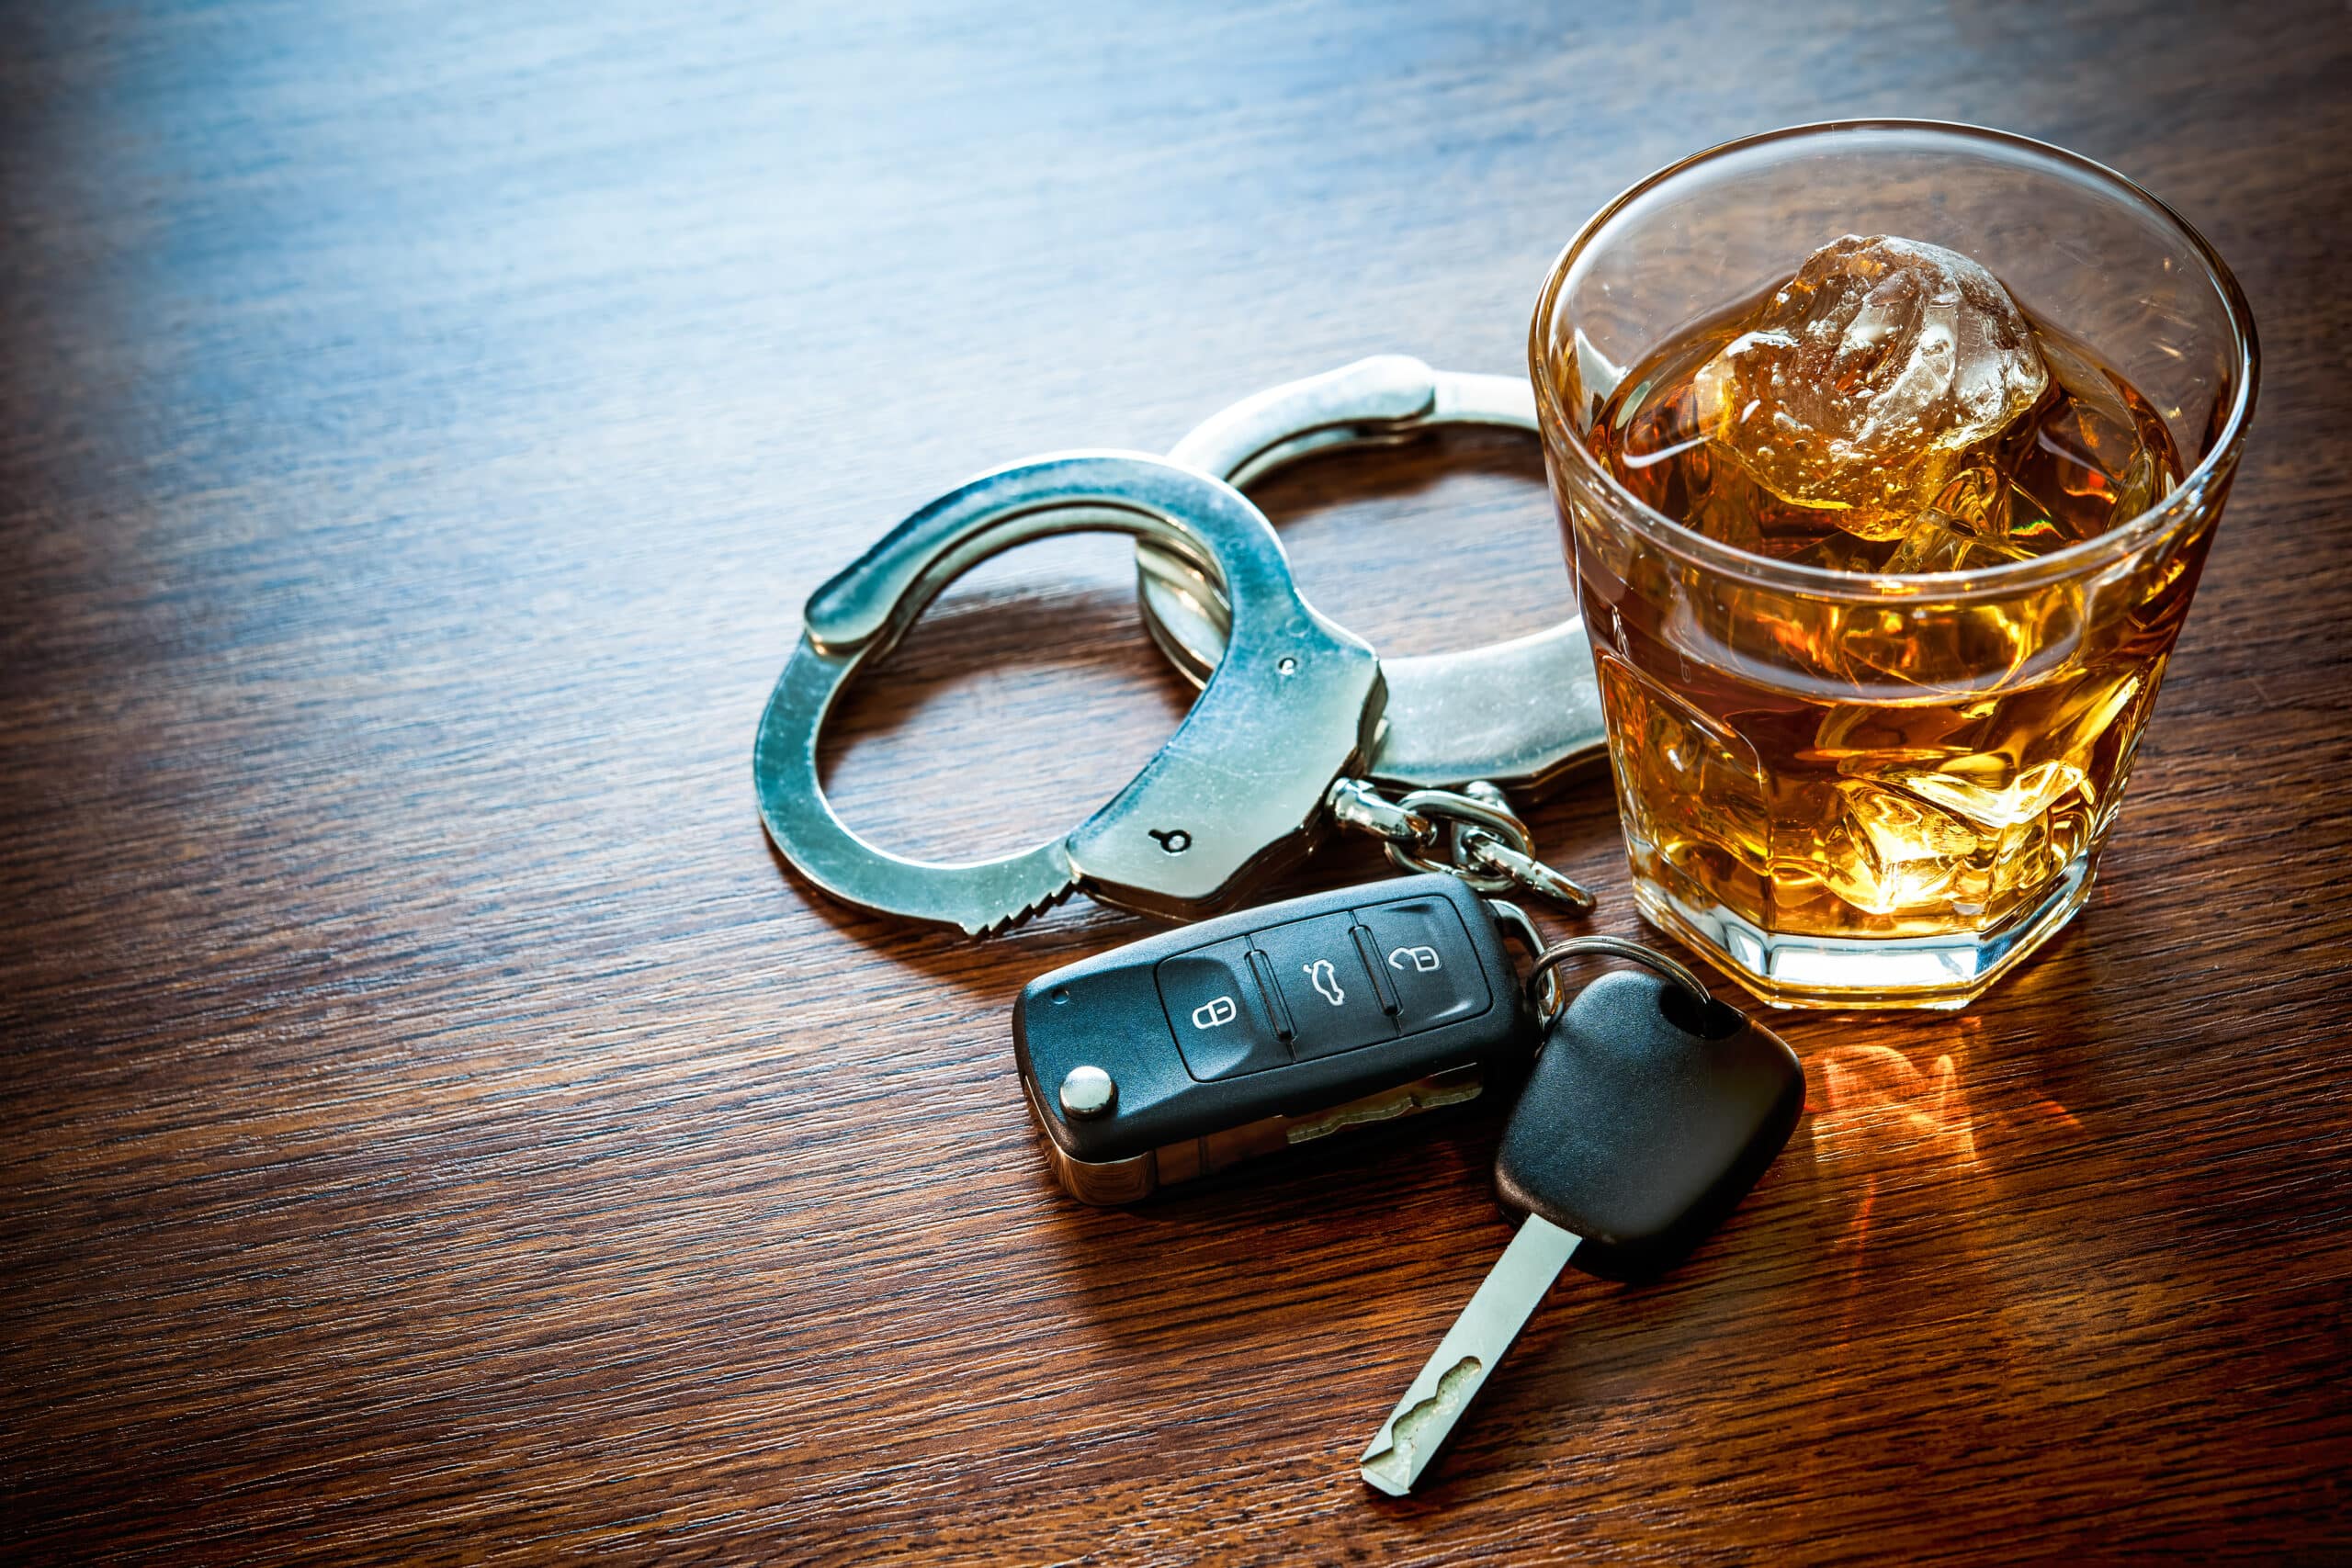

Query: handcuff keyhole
[1149,829,1193,854]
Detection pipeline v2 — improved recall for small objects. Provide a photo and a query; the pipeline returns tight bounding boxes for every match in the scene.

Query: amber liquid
[1573,288,2199,959]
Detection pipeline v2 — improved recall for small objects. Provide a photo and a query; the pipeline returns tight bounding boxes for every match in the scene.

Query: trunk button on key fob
[1252,913,1396,1060]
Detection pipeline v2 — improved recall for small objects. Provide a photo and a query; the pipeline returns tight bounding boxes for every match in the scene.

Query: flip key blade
[1358,1213,1579,1497]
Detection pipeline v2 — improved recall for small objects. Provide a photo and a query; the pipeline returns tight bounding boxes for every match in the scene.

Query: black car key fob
[1013,874,1538,1203]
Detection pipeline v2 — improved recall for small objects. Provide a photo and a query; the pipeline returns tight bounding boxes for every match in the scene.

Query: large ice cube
[1883,511,2036,575]
[1883,758,2090,830]
[1692,235,2051,541]
[1816,778,1980,915]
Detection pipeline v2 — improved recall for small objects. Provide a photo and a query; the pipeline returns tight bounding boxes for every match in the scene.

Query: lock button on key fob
[1014,874,1534,1204]
[1156,937,1288,1079]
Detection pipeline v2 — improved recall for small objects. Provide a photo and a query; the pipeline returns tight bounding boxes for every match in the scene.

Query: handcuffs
[752,356,1610,936]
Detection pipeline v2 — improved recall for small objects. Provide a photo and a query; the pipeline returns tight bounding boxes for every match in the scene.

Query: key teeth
[1358,1354,1485,1497]
[1359,1450,1414,1498]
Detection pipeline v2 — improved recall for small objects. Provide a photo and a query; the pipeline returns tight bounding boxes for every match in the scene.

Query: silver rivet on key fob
[1057,1066,1117,1120]
[1357,951,1804,1496]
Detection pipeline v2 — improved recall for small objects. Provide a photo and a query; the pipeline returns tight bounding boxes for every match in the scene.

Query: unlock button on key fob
[1156,937,1288,1080]
[1357,897,1490,1033]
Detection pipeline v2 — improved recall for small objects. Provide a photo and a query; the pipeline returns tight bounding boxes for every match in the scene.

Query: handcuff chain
[1324,777,1596,916]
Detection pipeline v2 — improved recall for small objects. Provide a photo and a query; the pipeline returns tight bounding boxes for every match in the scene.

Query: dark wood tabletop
[6,1,2349,1562]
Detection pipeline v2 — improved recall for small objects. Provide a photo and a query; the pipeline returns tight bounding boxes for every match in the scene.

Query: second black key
[1358,953,1804,1496]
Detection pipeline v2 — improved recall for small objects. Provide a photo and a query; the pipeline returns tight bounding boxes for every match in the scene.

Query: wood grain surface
[4,1,2349,1562]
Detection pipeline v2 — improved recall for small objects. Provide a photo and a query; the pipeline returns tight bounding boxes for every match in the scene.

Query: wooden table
[5,2,2347,1561]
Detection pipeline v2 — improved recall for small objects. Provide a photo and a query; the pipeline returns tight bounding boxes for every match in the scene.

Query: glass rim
[1529,118,2261,600]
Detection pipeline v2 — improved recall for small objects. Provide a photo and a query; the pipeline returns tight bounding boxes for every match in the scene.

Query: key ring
[1484,896,1713,1017]
[1135,355,1608,795]
[752,451,1384,934]
[1525,937,1713,1015]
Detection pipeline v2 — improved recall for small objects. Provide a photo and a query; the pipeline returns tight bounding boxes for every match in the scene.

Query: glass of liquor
[1532,122,2257,1009]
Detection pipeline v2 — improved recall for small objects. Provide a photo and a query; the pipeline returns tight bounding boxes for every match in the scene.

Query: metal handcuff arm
[754,451,1385,934]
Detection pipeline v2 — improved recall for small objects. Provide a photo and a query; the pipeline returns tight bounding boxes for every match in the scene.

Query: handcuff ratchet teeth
[753,451,1385,935]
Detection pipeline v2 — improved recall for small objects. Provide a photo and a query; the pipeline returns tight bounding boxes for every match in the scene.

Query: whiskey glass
[1531,122,2257,1009]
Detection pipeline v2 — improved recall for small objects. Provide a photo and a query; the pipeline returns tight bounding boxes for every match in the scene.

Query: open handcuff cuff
[752,355,1610,937]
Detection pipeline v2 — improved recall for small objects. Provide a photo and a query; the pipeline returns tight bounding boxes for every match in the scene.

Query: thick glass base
[1631,853,2098,1010]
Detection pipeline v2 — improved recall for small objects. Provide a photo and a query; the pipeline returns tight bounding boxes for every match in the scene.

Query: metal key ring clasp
[753,451,1384,934]
[1135,355,1608,796]
[1526,938,1713,1015]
